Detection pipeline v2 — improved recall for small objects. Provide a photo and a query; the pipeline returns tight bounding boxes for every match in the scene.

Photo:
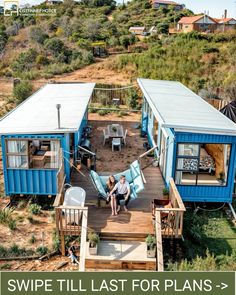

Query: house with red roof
[177,15,218,33]
[214,18,236,32]
[152,0,184,11]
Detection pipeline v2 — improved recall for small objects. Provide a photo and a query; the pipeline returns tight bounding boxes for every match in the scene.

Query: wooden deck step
[100,232,148,242]
[85,240,156,271]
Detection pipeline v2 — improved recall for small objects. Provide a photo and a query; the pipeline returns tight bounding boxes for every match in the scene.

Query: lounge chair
[90,160,144,206]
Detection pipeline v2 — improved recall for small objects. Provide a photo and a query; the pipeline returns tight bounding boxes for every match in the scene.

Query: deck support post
[61,234,66,256]
[228,202,236,223]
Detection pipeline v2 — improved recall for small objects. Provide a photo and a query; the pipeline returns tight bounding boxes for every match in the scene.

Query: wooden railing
[55,206,88,271]
[138,145,158,183]
[54,148,65,207]
[155,211,164,271]
[156,178,186,238]
[53,175,65,207]
[56,148,65,193]
[205,98,228,110]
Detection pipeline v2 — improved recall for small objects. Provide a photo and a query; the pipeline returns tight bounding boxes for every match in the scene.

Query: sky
[0,0,236,18]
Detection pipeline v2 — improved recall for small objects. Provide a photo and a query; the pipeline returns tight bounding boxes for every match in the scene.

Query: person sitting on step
[106,175,118,216]
[109,175,130,212]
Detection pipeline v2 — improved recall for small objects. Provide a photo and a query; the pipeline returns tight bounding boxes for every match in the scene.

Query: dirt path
[52,56,131,85]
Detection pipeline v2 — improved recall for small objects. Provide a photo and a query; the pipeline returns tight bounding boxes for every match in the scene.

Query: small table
[107,124,124,138]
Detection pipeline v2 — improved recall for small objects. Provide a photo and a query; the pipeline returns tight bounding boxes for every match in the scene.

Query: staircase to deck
[85,240,156,271]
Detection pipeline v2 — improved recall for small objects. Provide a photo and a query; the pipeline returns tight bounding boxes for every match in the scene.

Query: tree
[11,48,38,72]
[13,81,33,103]
[156,23,169,34]
[119,35,131,49]
[29,26,48,45]
[44,38,65,56]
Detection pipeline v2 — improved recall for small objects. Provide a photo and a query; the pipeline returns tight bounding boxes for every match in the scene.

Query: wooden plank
[155,210,164,271]
[79,208,88,272]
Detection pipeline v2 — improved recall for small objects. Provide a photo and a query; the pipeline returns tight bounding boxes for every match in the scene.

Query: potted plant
[145,234,156,258]
[163,187,169,198]
[112,126,117,132]
[218,171,225,184]
[88,232,100,255]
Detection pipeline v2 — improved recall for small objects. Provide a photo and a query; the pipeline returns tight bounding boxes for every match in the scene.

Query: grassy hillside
[0,0,192,79]
[114,31,236,99]
[0,0,235,99]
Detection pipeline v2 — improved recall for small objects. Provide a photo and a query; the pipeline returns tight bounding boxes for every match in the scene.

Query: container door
[159,128,169,179]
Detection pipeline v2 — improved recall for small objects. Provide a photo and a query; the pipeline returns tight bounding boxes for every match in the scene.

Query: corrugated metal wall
[6,169,57,195]
[1,134,64,196]
[174,132,236,203]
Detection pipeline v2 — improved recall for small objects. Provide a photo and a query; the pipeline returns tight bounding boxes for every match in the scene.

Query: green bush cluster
[27,204,42,215]
[0,208,17,231]
[13,81,33,103]
[36,246,48,256]
[116,32,236,93]
[0,244,34,258]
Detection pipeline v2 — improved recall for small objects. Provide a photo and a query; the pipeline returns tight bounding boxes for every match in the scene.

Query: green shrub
[36,246,48,256]
[163,187,169,196]
[145,234,156,250]
[29,26,48,44]
[36,55,49,66]
[29,234,36,244]
[118,110,128,117]
[88,231,100,247]
[8,219,17,231]
[89,108,97,113]
[0,208,14,224]
[0,263,11,270]
[52,230,60,251]
[128,89,139,109]
[44,38,65,57]
[43,63,71,76]
[50,211,55,222]
[13,81,33,103]
[98,109,110,116]
[11,48,38,72]
[17,200,26,209]
[203,46,219,54]
[28,204,41,215]
[7,244,34,257]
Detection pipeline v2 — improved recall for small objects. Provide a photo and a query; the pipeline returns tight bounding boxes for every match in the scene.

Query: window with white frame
[7,140,28,168]
[6,139,61,169]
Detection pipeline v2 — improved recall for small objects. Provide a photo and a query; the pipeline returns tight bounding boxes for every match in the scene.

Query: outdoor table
[107,124,124,138]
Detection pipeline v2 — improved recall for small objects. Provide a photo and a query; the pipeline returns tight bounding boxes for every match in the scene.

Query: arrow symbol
[216,283,228,289]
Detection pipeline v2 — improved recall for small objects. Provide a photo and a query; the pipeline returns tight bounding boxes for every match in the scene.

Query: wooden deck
[71,166,165,237]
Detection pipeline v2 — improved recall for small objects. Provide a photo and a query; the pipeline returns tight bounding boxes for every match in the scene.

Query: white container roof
[138,78,236,136]
[0,83,95,135]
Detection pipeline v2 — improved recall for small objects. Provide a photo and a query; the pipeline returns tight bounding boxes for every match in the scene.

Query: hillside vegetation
[0,0,192,79]
[115,31,236,98]
[0,0,235,99]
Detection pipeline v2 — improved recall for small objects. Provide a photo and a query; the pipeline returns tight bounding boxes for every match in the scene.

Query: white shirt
[114,180,130,195]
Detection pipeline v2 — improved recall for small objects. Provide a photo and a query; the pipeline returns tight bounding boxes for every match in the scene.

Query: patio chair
[122,129,128,146]
[112,138,121,151]
[63,186,86,225]
[103,129,109,146]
